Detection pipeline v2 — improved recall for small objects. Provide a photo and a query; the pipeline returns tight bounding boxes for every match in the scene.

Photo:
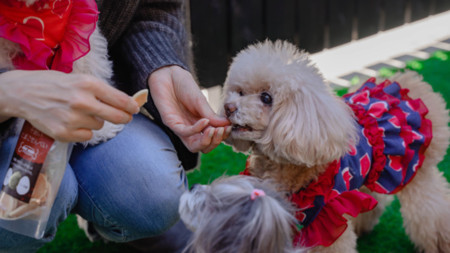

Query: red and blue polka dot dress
[289,77,432,247]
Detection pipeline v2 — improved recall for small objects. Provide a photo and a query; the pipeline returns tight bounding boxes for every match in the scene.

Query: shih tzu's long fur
[0,0,122,146]
[179,175,304,253]
[222,40,450,252]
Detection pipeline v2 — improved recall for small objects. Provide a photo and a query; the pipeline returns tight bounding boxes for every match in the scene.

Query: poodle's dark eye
[238,90,244,96]
[260,92,272,105]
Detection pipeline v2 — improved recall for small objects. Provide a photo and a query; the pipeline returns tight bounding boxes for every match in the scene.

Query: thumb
[195,98,230,127]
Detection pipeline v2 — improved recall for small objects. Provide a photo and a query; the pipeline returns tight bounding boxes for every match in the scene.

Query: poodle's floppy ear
[258,83,358,167]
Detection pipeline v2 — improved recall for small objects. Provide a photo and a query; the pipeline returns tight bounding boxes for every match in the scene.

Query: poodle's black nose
[224,103,237,117]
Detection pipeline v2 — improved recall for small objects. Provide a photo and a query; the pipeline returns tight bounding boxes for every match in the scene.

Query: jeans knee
[91,171,187,242]
[70,115,189,241]
[125,178,185,235]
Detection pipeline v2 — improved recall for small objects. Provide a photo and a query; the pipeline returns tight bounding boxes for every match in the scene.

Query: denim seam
[77,182,129,240]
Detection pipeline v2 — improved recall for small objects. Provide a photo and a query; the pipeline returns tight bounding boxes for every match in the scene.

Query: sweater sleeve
[115,0,192,94]
[103,0,199,170]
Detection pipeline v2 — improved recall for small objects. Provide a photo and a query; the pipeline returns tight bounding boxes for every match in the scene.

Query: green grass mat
[38,50,450,252]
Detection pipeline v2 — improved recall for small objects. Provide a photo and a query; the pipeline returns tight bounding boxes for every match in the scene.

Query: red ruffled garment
[289,161,377,247]
[241,162,378,248]
[0,0,98,73]
[294,78,431,247]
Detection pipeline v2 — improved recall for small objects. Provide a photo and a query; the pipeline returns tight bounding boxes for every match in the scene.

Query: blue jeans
[0,114,188,252]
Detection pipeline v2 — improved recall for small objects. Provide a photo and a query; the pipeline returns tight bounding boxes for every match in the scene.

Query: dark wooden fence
[189,0,450,87]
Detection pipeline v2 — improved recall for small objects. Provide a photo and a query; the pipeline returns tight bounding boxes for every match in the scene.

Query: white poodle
[179,175,304,253]
[222,40,450,253]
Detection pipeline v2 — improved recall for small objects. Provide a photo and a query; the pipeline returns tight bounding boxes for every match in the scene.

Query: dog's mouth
[232,124,253,132]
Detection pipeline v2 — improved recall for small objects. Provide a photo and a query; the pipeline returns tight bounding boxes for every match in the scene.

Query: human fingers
[69,114,105,131]
[69,94,133,125]
[179,125,231,153]
[35,113,104,142]
[184,126,223,154]
[200,126,232,153]
[186,127,214,153]
[190,94,230,127]
[57,128,94,143]
[88,99,134,124]
[83,76,139,115]
[223,126,232,140]
[37,119,95,142]
[201,127,225,154]
[170,118,210,138]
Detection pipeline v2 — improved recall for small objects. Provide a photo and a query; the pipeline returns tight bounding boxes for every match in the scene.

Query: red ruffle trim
[242,158,378,247]
[289,161,377,247]
[289,161,340,210]
[349,102,387,190]
[0,0,98,73]
[388,86,432,192]
[293,190,377,247]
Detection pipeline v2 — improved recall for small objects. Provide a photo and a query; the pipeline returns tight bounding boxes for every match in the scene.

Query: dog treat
[132,89,148,108]
[0,173,50,219]
[0,193,18,217]
[29,173,49,206]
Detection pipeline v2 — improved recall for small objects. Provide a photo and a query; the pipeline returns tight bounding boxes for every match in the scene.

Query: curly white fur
[179,175,305,253]
[222,40,450,253]
[223,40,358,167]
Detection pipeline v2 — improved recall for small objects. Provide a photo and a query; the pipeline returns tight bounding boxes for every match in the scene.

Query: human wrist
[148,65,174,87]
[0,69,22,122]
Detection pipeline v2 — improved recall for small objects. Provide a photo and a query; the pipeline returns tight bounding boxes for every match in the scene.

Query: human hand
[0,70,139,142]
[148,66,231,153]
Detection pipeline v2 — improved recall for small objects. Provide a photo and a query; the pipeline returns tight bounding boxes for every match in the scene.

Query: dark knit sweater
[97,0,198,170]
[0,0,198,170]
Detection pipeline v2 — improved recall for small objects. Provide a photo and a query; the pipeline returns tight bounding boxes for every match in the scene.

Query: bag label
[1,122,54,203]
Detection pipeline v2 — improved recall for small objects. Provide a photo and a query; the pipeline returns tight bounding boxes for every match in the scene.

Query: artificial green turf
[38,51,450,252]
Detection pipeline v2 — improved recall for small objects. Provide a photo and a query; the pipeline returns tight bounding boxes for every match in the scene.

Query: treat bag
[0,119,73,239]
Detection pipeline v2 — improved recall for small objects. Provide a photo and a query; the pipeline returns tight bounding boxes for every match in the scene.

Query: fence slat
[189,0,450,88]
[329,0,355,48]
[298,0,326,53]
[433,0,450,14]
[383,0,406,30]
[190,0,228,87]
[230,0,264,54]
[356,0,381,39]
[411,0,431,21]
[266,0,296,43]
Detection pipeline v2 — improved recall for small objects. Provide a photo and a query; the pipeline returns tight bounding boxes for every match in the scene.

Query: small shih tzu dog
[222,40,450,252]
[179,175,305,253]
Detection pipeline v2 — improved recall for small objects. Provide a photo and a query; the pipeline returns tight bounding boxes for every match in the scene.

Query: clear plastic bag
[0,119,72,239]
